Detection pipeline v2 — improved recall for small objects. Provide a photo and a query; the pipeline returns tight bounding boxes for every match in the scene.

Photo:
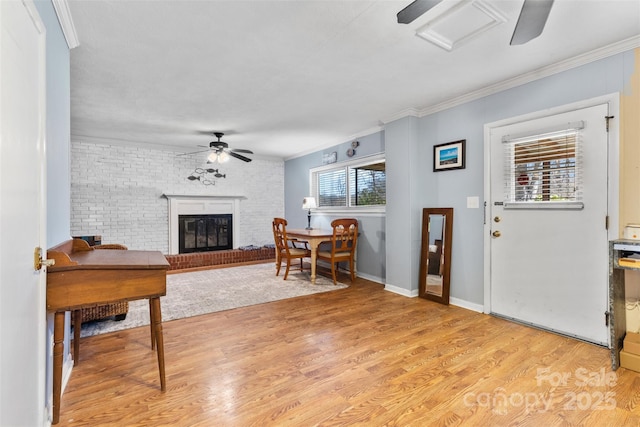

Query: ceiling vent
[415,0,507,51]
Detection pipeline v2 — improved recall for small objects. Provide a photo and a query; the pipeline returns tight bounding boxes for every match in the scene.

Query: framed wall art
[433,139,466,172]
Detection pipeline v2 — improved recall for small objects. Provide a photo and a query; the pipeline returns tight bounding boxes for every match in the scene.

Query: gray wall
[284,132,386,282]
[33,0,71,423]
[37,0,71,247]
[285,48,637,306]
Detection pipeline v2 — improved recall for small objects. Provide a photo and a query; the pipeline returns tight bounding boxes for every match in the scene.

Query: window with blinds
[318,168,347,207]
[311,154,386,209]
[502,124,584,209]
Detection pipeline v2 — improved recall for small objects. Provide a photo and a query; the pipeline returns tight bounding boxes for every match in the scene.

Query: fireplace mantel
[163,194,246,254]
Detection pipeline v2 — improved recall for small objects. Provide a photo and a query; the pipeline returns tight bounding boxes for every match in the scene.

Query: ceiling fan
[397,0,554,45]
[181,132,253,163]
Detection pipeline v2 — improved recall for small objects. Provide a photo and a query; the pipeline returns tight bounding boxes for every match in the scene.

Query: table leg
[149,299,155,350]
[73,309,81,366]
[52,311,65,424]
[310,243,318,284]
[150,297,166,391]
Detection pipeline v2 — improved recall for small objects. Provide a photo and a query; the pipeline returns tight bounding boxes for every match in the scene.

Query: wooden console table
[609,239,640,370]
[46,239,169,424]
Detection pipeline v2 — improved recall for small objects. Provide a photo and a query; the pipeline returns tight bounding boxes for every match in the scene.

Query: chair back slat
[272,217,310,280]
[272,217,290,255]
[330,218,358,255]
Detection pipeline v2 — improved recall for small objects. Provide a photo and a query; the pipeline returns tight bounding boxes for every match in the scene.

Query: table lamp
[302,197,317,230]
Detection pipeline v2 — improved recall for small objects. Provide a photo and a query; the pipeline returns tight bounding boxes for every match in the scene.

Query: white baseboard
[384,283,419,298]
[355,271,384,285]
[450,297,484,313]
[381,285,485,312]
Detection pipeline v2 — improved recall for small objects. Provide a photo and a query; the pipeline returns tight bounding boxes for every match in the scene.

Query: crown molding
[52,0,79,49]
[381,107,420,125]
[419,36,640,117]
[383,36,640,123]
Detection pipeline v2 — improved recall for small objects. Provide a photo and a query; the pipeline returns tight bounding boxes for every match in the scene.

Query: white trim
[314,209,385,217]
[380,108,420,126]
[450,297,484,313]
[284,125,384,161]
[309,152,386,211]
[355,271,384,285]
[483,92,620,314]
[163,194,246,254]
[384,283,419,297]
[383,36,640,124]
[51,0,79,49]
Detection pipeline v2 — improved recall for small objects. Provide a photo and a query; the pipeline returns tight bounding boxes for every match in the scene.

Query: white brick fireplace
[164,194,246,255]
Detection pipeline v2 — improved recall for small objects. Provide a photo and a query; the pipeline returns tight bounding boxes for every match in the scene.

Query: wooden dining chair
[272,218,311,280]
[318,218,358,285]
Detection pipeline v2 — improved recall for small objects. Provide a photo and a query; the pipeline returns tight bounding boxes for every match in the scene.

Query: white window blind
[502,123,584,209]
[317,168,346,207]
[310,154,386,210]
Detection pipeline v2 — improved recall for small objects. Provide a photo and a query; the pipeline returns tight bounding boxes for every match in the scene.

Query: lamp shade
[302,197,317,209]
[218,151,230,163]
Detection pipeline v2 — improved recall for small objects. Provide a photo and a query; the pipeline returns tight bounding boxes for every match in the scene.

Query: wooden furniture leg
[149,299,156,350]
[73,309,81,366]
[309,242,319,284]
[52,311,65,424]
[150,297,166,391]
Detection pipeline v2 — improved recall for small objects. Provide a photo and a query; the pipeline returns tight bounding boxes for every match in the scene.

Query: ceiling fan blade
[176,149,210,156]
[228,151,252,162]
[397,0,443,24]
[510,0,554,45]
[231,149,253,154]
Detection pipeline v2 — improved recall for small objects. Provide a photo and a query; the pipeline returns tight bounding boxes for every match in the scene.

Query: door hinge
[605,115,615,132]
[606,215,609,230]
[605,311,610,327]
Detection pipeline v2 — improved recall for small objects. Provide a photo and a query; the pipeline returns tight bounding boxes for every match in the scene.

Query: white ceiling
[67,0,640,160]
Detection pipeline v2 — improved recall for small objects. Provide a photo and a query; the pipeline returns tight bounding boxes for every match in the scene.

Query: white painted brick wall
[71,141,284,253]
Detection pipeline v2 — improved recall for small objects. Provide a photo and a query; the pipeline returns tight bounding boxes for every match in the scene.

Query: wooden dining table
[286,228,333,284]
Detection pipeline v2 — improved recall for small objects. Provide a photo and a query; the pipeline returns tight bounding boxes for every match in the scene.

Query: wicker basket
[71,242,130,325]
[71,302,129,325]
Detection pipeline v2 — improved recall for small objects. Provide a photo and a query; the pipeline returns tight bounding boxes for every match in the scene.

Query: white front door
[486,102,611,345]
[0,1,48,424]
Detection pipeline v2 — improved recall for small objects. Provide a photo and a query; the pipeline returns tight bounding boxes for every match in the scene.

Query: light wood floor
[58,266,640,426]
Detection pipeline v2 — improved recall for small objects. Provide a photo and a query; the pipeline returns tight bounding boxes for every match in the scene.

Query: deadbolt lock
[494,216,501,223]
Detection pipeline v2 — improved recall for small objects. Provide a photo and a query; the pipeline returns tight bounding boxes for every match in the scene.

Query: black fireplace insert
[178,214,232,253]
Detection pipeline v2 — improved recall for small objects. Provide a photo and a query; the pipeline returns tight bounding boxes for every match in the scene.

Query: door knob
[492,231,501,238]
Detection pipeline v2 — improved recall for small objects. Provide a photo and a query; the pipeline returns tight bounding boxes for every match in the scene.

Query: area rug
[79,262,347,338]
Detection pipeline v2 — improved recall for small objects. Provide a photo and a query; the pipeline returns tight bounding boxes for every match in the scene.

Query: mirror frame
[418,207,453,305]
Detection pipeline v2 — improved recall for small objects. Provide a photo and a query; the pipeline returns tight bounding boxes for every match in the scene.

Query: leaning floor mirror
[419,207,453,305]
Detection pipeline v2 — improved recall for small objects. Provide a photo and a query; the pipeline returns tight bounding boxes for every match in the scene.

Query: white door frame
[483,93,620,314]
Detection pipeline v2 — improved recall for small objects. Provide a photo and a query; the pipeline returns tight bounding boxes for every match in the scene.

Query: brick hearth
[165,247,275,271]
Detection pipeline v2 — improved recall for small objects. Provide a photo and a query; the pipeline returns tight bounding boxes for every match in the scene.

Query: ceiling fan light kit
[179,132,254,163]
